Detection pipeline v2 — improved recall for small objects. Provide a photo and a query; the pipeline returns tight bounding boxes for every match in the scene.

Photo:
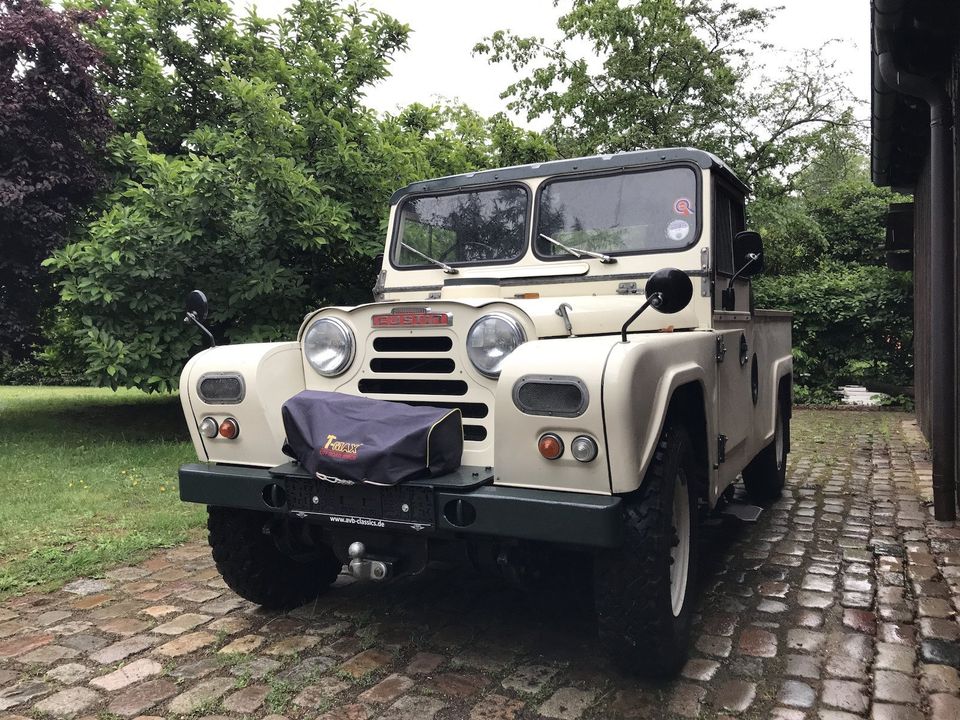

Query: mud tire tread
[207,507,341,609]
[594,423,698,677]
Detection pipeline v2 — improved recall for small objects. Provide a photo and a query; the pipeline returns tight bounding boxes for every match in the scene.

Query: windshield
[535,167,699,258]
[393,186,528,268]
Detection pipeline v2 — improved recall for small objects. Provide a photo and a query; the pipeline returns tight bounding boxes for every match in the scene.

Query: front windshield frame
[389,182,532,271]
[532,162,703,262]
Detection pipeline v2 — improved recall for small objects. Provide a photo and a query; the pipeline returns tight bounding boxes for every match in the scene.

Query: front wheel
[594,422,699,677]
[208,507,342,609]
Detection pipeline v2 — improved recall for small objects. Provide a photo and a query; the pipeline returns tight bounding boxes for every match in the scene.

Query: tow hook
[347,542,394,581]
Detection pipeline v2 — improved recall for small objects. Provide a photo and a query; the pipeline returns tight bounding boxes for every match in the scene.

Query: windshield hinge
[617,281,639,295]
[555,303,574,336]
[372,269,386,302]
[700,247,711,297]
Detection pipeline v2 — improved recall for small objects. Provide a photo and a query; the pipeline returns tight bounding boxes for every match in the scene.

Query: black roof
[390,147,749,204]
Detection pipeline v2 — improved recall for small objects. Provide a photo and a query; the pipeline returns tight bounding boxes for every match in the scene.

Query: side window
[714,188,735,275]
[731,197,746,237]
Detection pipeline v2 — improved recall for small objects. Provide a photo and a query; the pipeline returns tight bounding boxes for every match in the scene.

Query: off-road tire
[208,507,342,609]
[594,422,699,677]
[742,395,788,503]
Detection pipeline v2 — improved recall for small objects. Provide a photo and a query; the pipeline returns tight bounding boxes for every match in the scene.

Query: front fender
[602,332,717,494]
[494,337,620,494]
[179,342,305,467]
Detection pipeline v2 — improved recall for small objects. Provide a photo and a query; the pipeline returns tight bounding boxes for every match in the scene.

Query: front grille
[369,357,455,374]
[373,336,453,353]
[357,332,492,447]
[358,379,468,395]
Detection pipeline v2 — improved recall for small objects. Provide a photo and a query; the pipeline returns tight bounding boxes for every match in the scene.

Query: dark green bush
[754,264,913,402]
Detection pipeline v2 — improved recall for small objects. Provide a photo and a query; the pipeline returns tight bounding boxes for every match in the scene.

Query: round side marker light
[538,433,564,460]
[199,417,218,438]
[219,417,240,439]
[571,435,599,462]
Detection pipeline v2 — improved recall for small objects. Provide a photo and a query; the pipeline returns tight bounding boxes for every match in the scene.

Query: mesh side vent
[198,374,244,404]
[513,377,588,417]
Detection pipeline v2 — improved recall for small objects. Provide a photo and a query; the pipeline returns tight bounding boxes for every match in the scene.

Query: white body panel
[179,155,793,508]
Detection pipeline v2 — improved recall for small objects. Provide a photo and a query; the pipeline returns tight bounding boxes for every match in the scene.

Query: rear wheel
[594,422,699,677]
[742,396,788,503]
[208,507,342,609]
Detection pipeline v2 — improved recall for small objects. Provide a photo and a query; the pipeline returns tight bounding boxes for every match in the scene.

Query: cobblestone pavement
[2,409,960,719]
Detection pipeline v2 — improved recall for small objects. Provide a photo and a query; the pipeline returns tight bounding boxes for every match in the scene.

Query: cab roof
[390,147,750,205]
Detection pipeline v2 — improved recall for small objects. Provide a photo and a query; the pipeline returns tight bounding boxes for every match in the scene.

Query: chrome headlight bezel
[466,312,526,378]
[303,317,355,377]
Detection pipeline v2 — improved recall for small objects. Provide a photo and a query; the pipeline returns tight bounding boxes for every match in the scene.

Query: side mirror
[184,290,215,348]
[621,268,693,341]
[185,290,209,321]
[733,230,764,278]
[645,268,694,314]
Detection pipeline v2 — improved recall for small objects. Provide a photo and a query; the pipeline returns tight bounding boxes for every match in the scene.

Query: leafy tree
[0,0,111,366]
[747,194,827,276]
[754,265,913,402]
[391,102,555,175]
[46,1,554,391]
[807,180,894,266]
[475,0,856,185]
[748,127,903,274]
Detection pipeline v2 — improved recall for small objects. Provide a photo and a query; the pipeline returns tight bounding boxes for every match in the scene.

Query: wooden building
[871,0,960,519]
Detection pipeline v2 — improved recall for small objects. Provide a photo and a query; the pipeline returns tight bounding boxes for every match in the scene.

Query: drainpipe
[877,44,956,520]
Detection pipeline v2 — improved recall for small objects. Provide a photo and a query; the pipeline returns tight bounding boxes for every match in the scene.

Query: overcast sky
[236,0,870,127]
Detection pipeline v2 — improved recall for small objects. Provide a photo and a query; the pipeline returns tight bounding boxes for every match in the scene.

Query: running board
[719,503,763,523]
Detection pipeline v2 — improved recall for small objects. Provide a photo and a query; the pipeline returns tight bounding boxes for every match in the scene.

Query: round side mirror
[645,268,693,314]
[185,290,209,321]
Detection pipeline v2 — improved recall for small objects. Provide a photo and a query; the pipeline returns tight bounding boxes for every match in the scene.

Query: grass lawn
[0,385,206,598]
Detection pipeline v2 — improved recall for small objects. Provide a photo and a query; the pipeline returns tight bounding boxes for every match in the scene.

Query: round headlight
[466,313,526,378]
[304,317,355,377]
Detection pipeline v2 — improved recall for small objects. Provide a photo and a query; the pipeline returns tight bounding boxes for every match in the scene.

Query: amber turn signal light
[538,433,564,460]
[219,417,240,439]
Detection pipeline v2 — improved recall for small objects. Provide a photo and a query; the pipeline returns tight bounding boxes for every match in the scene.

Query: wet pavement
[0,409,959,719]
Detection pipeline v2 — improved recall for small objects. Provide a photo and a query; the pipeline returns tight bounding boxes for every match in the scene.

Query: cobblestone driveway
[1,409,959,719]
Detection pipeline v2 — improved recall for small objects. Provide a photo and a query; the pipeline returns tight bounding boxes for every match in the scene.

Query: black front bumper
[178,462,623,548]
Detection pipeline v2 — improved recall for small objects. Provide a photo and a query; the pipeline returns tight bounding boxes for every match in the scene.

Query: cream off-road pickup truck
[178,148,792,676]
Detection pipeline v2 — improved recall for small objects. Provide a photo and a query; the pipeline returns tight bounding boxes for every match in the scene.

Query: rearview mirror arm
[620,292,663,343]
[184,311,216,348]
[727,253,760,288]
[721,253,761,311]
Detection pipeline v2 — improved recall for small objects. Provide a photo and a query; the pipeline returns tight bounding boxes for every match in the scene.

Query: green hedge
[754,264,913,403]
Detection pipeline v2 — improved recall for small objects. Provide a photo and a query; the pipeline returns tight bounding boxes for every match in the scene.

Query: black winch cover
[281,390,463,485]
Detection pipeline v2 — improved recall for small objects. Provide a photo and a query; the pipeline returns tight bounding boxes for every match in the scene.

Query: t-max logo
[319,434,363,461]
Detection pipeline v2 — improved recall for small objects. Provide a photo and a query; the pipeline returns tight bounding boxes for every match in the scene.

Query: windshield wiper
[538,233,616,264]
[400,241,459,274]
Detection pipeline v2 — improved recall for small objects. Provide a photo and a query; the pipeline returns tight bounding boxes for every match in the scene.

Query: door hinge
[717,434,727,463]
[617,281,639,295]
[715,335,727,363]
